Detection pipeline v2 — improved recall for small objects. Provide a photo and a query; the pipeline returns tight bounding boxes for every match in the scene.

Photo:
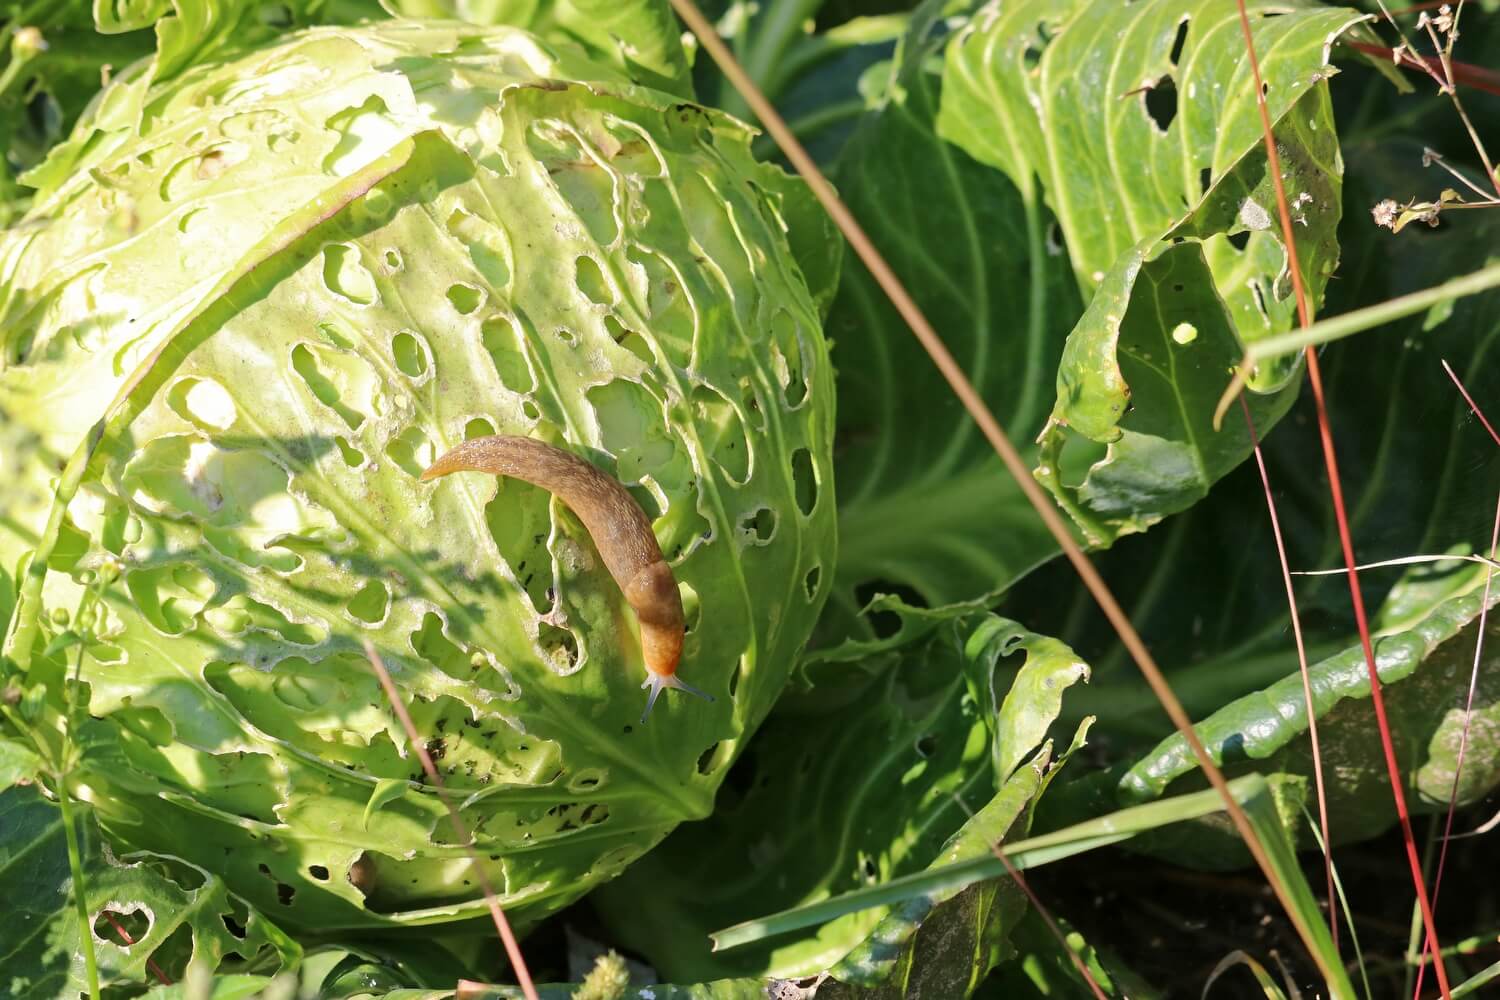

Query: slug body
[420,435,711,723]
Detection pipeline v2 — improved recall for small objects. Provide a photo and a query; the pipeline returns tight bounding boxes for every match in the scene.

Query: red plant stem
[1234,3,1452,996]
[1345,41,1500,98]
[1416,364,1500,1000]
[362,641,540,1000]
[101,912,171,986]
[1239,397,1338,952]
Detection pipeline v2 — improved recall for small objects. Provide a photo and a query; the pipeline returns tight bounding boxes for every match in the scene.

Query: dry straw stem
[1239,397,1338,951]
[666,0,1345,987]
[1234,1,1451,995]
[361,640,541,1000]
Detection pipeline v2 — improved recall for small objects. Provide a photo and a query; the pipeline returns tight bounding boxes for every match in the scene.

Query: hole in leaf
[575,256,611,305]
[335,435,365,467]
[481,315,534,394]
[276,882,295,905]
[1200,167,1212,194]
[465,417,495,440]
[1250,280,1270,322]
[1227,230,1251,252]
[392,331,429,378]
[166,377,236,431]
[697,741,723,775]
[739,507,776,544]
[692,384,750,484]
[539,622,579,673]
[804,565,822,602]
[291,343,368,429]
[385,249,402,270]
[853,579,928,640]
[145,922,194,982]
[1144,77,1177,132]
[770,311,809,408]
[222,914,247,939]
[308,865,330,881]
[347,580,389,624]
[385,425,434,478]
[791,448,817,516]
[94,908,150,947]
[447,284,483,315]
[915,734,937,758]
[322,244,377,305]
[1168,17,1189,66]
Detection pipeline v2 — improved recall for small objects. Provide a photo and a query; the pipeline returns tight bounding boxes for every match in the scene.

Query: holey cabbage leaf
[0,20,836,930]
[939,0,1394,545]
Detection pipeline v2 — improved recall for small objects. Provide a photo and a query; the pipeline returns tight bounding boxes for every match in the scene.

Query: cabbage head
[0,19,836,930]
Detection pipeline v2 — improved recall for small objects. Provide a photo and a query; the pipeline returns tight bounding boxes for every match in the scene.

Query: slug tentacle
[422,434,710,720]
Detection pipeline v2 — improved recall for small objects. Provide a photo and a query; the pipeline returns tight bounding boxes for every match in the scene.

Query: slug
[420,435,712,723]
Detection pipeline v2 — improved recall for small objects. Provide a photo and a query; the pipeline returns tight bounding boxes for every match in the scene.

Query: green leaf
[1033,239,1301,545]
[1004,138,1500,750]
[1114,568,1500,861]
[597,613,1088,991]
[938,0,1378,544]
[0,19,836,933]
[815,8,1080,654]
[0,783,297,996]
[983,909,1162,999]
[0,4,151,222]
[0,738,39,791]
[382,0,694,96]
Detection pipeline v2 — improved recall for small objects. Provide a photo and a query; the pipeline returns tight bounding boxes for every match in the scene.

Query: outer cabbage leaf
[594,613,1089,991]
[0,20,836,931]
[812,3,1079,658]
[0,784,297,996]
[938,0,1382,545]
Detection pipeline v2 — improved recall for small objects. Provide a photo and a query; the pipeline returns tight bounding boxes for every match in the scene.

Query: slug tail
[639,671,714,724]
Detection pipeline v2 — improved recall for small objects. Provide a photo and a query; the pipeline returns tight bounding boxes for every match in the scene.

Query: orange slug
[420,435,712,723]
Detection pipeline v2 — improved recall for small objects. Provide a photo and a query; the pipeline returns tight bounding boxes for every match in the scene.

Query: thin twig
[361,640,540,1000]
[1234,3,1452,995]
[667,0,1347,986]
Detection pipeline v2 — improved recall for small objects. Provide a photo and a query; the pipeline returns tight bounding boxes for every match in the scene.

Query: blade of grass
[1452,959,1500,998]
[710,777,1260,952]
[952,794,1109,1000]
[361,640,539,1000]
[1234,4,1451,993]
[56,785,100,1000]
[717,774,1353,995]
[1241,397,1337,951]
[666,0,1343,984]
[1212,262,1500,429]
[1202,951,1291,1000]
[1304,806,1375,1000]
